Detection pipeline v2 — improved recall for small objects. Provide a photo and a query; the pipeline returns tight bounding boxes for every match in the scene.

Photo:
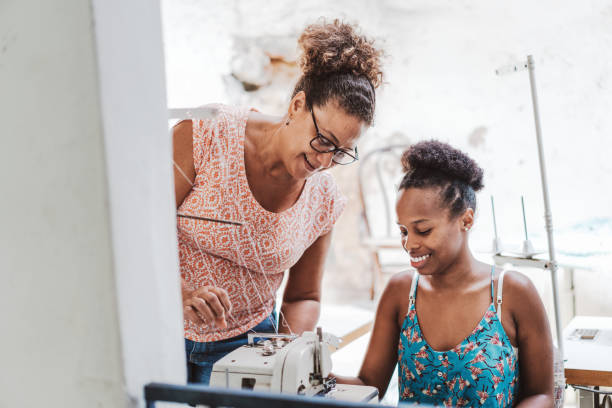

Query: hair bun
[401,140,484,191]
[297,19,383,88]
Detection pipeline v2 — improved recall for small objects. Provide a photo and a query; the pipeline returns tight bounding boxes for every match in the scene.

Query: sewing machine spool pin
[491,196,503,254]
[262,340,275,356]
[520,196,536,257]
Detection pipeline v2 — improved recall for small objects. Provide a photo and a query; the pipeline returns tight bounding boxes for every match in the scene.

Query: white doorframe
[91,0,186,403]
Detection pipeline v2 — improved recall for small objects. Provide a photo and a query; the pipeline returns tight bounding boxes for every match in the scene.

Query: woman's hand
[182,285,232,329]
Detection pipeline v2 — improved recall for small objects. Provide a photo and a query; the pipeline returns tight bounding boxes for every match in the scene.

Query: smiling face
[281,92,366,179]
[395,186,474,275]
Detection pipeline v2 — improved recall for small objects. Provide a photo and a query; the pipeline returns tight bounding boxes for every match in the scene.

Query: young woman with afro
[338,141,554,407]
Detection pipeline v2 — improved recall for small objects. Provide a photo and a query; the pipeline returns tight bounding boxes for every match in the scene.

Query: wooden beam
[566,368,612,387]
[333,321,374,352]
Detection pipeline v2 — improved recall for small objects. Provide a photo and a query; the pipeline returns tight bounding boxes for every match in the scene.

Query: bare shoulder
[499,269,546,324]
[172,120,196,207]
[386,270,416,292]
[500,269,538,296]
[377,270,415,326]
[172,120,194,169]
[173,120,193,145]
[380,270,415,307]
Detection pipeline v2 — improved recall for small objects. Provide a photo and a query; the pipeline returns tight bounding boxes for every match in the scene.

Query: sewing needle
[177,213,244,226]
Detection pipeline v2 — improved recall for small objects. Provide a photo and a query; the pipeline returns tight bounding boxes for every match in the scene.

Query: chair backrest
[357,144,409,241]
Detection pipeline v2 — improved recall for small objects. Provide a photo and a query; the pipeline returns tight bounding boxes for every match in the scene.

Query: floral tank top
[398,268,519,407]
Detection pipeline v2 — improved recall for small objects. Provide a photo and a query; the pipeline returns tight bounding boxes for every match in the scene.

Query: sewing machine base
[210,330,378,404]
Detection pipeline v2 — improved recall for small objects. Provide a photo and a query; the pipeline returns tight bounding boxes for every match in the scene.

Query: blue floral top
[398,269,519,407]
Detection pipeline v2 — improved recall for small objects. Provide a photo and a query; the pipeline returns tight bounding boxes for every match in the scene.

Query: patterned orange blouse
[177,104,346,342]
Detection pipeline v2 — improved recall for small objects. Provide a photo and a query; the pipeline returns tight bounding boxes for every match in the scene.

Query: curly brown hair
[399,140,484,218]
[291,19,384,125]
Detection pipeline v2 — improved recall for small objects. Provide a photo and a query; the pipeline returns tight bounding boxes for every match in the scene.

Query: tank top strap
[496,269,507,323]
[407,272,419,311]
[490,265,495,301]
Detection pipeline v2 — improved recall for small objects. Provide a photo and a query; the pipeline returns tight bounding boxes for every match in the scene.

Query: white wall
[0,0,185,406]
[0,0,126,406]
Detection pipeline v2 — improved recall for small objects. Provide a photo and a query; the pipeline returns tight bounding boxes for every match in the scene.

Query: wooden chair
[357,144,411,299]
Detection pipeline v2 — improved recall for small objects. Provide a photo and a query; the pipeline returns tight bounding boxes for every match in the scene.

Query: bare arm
[335,273,406,398]
[280,231,333,334]
[506,272,554,408]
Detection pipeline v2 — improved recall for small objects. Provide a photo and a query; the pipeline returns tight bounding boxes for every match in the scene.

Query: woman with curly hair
[172,19,384,384]
[338,141,554,407]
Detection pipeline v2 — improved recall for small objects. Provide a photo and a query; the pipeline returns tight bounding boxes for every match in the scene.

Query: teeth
[410,254,430,263]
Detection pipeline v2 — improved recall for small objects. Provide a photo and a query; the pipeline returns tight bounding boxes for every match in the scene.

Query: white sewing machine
[210,328,379,404]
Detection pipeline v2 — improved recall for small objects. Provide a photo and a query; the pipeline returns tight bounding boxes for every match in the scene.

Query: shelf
[493,254,552,270]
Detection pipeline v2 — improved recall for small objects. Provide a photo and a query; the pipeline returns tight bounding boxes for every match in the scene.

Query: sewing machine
[210,328,379,404]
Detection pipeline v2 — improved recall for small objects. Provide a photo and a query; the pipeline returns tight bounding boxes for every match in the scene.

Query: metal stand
[527,55,564,356]
[495,55,564,356]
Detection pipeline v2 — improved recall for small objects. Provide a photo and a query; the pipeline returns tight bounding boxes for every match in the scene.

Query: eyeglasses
[310,109,359,165]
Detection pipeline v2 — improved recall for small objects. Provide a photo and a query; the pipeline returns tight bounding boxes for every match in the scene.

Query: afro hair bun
[401,140,484,191]
[297,19,383,88]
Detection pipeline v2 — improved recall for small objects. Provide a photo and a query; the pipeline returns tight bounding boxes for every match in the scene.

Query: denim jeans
[185,312,278,385]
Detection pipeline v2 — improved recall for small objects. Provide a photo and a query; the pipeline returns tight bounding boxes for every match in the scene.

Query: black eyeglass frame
[309,109,359,165]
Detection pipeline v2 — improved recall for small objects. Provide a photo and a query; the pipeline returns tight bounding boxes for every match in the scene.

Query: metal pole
[526,55,564,356]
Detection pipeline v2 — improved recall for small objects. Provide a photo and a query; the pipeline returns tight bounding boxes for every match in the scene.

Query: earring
[464,226,470,231]
[285,119,290,125]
